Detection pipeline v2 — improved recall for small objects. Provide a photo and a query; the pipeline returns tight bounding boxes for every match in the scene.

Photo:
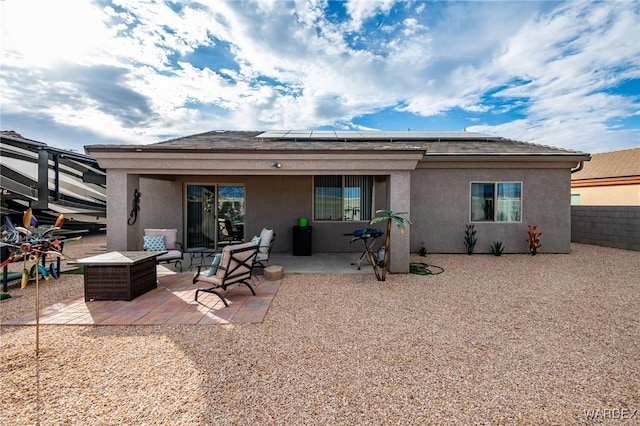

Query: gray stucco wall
[571,206,640,251]
[132,164,574,255]
[136,175,373,254]
[410,163,572,253]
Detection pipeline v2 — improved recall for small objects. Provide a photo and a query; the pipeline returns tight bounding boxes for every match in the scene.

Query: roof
[86,130,589,159]
[147,130,429,152]
[572,148,640,180]
[257,129,501,141]
[420,138,584,157]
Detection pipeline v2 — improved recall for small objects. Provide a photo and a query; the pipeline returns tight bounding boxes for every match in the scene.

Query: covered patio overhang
[87,144,427,274]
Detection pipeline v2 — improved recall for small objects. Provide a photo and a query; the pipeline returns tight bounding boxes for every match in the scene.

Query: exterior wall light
[272,161,282,168]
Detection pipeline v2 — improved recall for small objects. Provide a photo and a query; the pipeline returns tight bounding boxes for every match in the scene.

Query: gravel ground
[1,234,638,425]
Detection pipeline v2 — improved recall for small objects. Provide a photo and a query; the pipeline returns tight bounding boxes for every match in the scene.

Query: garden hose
[409,262,444,275]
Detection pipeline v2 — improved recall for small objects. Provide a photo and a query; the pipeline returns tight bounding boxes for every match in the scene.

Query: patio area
[1,272,280,326]
[0,251,370,326]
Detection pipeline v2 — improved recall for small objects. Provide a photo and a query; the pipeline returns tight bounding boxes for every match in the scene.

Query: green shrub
[464,224,477,255]
[490,241,504,256]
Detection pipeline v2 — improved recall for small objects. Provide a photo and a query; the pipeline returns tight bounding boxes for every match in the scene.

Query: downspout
[571,161,584,174]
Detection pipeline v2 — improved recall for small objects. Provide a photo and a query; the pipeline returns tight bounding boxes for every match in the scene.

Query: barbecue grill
[344,228,384,270]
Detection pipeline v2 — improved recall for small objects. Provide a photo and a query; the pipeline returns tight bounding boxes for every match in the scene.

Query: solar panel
[256,130,498,141]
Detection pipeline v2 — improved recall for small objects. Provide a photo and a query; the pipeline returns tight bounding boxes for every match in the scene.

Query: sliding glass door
[217,185,245,247]
[186,184,245,249]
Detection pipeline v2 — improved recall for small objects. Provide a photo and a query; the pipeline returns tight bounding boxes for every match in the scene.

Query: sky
[1,0,639,154]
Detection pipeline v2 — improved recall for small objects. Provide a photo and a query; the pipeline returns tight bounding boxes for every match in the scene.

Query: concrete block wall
[571,206,640,251]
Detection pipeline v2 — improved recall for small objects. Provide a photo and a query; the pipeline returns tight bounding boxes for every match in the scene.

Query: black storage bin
[292,225,312,256]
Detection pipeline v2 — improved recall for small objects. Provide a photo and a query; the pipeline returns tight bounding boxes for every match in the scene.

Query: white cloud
[1,0,110,68]
[0,0,637,152]
[344,0,397,31]
[471,0,640,151]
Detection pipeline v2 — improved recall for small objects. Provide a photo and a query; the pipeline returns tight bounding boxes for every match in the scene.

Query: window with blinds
[470,182,522,222]
[314,176,373,221]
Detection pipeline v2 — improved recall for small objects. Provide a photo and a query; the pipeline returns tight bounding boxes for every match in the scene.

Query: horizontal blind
[314,176,342,221]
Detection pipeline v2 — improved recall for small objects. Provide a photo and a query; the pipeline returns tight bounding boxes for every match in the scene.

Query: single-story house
[571,147,640,206]
[85,130,590,273]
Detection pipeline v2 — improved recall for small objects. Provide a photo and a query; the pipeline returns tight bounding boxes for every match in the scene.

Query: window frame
[313,175,374,222]
[469,181,522,223]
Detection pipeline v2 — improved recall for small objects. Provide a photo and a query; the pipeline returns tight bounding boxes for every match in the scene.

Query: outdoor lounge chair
[193,240,259,307]
[255,229,276,269]
[143,228,184,272]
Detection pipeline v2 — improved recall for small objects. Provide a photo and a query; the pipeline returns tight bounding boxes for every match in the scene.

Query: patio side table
[185,247,218,271]
[77,251,165,301]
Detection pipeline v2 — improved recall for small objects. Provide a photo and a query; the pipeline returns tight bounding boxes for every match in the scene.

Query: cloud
[469,0,640,151]
[343,0,397,31]
[0,0,637,153]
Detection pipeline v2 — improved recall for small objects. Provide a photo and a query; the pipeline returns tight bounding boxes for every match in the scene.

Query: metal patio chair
[193,240,259,307]
[143,228,184,272]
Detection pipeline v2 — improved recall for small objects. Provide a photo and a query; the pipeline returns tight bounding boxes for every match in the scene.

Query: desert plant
[527,225,542,255]
[418,242,427,257]
[369,210,413,281]
[490,241,504,256]
[464,224,477,255]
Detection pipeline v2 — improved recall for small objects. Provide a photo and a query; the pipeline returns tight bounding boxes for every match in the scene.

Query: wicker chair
[193,241,259,307]
[143,229,184,272]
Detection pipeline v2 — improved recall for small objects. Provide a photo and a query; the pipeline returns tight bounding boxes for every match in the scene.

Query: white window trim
[312,175,374,223]
[469,181,523,223]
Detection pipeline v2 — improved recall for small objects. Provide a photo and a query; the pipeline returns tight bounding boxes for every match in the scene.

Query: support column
[106,171,140,251]
[388,171,411,274]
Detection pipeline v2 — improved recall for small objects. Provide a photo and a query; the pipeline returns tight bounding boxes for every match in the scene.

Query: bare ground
[1,234,638,425]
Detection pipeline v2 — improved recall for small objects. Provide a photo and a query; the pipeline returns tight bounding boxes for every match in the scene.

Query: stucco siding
[244,175,374,253]
[571,184,640,205]
[135,175,371,254]
[137,178,184,250]
[245,175,310,253]
[411,164,572,253]
[110,164,573,256]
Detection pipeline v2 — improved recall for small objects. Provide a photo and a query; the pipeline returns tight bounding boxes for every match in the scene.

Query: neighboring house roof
[571,147,640,180]
[86,130,589,161]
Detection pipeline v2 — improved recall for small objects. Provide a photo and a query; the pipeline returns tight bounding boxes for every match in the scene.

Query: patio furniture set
[77,228,278,306]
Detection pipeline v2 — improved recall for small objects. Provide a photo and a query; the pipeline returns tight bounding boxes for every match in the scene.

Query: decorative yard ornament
[369,210,413,281]
[0,209,81,354]
[128,189,141,226]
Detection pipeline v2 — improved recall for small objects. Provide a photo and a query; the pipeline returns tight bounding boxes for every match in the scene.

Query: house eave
[572,176,640,187]
[84,145,428,155]
[422,153,591,162]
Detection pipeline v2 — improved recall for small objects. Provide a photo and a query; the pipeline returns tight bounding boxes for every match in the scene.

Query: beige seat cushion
[195,241,258,285]
[144,229,178,250]
[156,249,182,261]
[256,228,273,261]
